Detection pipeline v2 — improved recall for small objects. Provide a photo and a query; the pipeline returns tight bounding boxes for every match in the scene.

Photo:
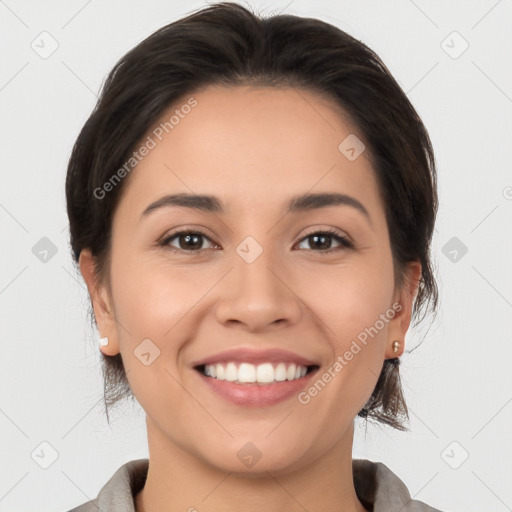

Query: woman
[65,2,442,511]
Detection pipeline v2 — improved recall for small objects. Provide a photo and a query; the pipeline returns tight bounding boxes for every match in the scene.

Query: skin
[80,85,421,512]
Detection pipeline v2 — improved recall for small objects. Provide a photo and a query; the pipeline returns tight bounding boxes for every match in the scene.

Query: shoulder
[63,459,149,512]
[353,458,445,511]
[65,502,95,512]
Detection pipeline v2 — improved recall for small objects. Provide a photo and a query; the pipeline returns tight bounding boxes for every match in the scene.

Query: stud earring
[392,340,400,354]
[99,336,109,347]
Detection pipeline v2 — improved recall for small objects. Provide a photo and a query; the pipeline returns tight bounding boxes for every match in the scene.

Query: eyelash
[159,227,354,255]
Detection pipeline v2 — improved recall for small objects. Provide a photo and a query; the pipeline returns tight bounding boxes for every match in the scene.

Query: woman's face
[82,85,419,474]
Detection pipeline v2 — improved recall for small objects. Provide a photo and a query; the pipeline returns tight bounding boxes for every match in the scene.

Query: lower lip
[195,368,319,407]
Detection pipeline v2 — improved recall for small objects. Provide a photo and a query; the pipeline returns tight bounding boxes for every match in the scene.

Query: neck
[135,417,368,512]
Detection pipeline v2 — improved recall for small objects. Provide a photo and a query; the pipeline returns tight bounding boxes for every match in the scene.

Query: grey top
[66,458,444,512]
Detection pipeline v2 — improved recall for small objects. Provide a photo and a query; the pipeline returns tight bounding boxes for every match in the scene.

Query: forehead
[115,85,382,219]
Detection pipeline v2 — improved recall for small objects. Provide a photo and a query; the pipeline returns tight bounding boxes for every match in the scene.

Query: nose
[214,247,303,332]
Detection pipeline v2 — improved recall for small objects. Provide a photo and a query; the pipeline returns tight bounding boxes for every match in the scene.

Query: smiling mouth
[195,362,320,385]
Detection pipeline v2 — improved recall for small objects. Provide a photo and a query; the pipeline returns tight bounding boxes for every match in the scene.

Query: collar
[71,458,442,512]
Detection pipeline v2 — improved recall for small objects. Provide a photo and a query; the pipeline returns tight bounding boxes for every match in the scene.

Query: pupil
[182,233,201,250]
[311,234,330,250]
[177,233,333,251]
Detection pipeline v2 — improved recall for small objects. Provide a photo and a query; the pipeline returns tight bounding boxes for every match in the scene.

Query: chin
[195,436,311,475]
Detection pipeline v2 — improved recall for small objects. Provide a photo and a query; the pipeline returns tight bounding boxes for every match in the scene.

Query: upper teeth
[203,362,308,384]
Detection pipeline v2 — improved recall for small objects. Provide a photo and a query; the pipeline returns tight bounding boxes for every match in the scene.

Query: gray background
[1,1,511,511]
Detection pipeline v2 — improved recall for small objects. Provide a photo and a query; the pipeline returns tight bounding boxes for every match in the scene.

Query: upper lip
[191,347,320,368]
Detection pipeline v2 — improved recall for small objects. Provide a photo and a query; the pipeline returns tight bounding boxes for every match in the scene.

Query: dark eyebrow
[140,192,371,223]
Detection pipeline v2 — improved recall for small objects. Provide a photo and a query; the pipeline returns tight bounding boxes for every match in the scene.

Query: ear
[385,260,422,359]
[79,249,120,356]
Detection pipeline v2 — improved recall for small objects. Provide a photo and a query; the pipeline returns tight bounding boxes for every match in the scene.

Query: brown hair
[66,2,438,429]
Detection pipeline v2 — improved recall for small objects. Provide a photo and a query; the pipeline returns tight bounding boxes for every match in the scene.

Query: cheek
[108,213,197,338]
[297,265,394,425]
[302,255,395,342]
[296,254,394,406]
[109,258,202,417]
[108,249,201,375]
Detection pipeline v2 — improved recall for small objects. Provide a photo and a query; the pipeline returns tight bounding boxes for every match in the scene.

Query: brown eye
[159,228,353,255]
[161,230,216,253]
[296,229,353,253]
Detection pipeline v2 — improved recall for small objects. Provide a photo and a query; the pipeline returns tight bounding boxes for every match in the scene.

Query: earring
[99,336,109,347]
[392,340,400,354]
